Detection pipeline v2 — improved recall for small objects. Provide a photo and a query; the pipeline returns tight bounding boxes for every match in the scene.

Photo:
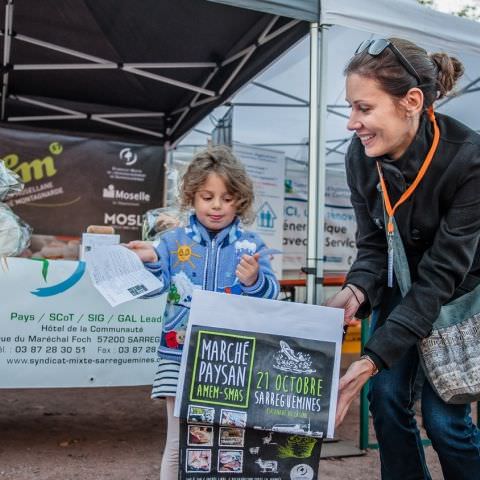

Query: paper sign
[86,245,163,307]
[175,290,343,479]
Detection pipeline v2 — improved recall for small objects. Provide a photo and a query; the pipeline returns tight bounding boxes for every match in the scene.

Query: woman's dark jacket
[345,112,480,370]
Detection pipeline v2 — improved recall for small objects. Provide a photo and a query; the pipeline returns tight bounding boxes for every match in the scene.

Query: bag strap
[382,209,480,329]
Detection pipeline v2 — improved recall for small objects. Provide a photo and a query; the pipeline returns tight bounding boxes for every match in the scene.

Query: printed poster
[283,167,357,274]
[283,168,308,274]
[234,144,285,279]
[176,290,343,479]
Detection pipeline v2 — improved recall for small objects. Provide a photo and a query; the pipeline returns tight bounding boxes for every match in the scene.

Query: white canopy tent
[203,0,480,303]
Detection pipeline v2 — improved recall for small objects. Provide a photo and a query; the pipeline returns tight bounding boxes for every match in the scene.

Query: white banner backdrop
[0,257,166,388]
[283,168,308,273]
[233,144,285,279]
[324,169,357,272]
[283,168,357,274]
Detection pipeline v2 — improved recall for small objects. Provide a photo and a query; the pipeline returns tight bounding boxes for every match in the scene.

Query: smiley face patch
[171,240,201,268]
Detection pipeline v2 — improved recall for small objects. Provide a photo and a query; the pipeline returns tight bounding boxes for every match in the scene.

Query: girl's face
[346,73,417,160]
[194,173,237,231]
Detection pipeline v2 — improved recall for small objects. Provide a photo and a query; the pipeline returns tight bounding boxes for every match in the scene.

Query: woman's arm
[343,142,388,318]
[325,284,365,326]
[336,357,377,427]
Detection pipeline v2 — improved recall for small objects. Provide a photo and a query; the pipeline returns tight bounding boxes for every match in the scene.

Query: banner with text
[234,144,285,279]
[176,290,343,479]
[0,257,166,388]
[1,127,164,242]
[283,168,357,274]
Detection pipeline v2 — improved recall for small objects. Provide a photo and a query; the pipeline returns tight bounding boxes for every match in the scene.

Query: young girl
[127,146,279,479]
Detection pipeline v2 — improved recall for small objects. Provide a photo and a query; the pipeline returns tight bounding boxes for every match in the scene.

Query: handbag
[388,216,480,404]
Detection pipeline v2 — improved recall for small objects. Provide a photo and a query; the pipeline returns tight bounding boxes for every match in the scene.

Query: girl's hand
[324,284,365,326]
[336,358,375,427]
[124,241,158,263]
[236,253,260,287]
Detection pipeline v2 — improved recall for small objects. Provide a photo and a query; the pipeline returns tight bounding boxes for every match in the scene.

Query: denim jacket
[145,214,279,362]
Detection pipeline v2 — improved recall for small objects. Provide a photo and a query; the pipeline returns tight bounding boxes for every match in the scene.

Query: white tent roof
[212,0,480,55]
[321,0,480,55]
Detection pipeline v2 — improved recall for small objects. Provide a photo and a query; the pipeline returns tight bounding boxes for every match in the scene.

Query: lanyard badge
[376,107,440,288]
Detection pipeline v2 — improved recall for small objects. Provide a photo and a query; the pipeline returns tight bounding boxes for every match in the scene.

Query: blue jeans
[368,313,480,479]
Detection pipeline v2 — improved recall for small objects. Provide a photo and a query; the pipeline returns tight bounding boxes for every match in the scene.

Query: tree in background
[455,4,480,19]
[417,0,480,20]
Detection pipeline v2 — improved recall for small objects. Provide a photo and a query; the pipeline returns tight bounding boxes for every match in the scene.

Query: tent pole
[163,141,171,208]
[306,23,328,305]
[1,0,14,120]
[306,22,319,305]
[315,25,329,303]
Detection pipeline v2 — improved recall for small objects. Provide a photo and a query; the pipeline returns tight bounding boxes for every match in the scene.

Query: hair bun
[429,52,464,99]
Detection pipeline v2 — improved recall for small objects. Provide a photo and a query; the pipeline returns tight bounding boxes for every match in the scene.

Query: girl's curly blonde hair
[179,146,255,224]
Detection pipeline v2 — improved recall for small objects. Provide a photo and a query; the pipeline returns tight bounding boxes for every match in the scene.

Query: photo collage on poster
[184,405,247,474]
[181,402,322,479]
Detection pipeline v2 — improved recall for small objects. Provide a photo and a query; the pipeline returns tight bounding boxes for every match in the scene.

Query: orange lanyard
[376,106,440,286]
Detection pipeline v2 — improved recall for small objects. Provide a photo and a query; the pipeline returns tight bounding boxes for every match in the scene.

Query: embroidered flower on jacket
[165,331,179,348]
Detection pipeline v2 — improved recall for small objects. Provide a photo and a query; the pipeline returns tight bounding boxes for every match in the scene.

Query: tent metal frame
[0,2,299,141]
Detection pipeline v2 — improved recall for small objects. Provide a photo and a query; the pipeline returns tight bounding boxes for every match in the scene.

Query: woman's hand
[124,240,158,263]
[325,284,365,326]
[336,358,375,427]
[236,253,260,286]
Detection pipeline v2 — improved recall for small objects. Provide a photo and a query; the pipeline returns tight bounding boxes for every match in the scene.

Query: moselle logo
[256,201,277,229]
[30,259,86,297]
[102,184,151,202]
[119,147,138,166]
[104,212,143,227]
[290,464,314,480]
[2,141,63,184]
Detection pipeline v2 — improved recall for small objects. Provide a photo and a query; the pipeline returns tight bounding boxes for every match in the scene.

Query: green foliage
[455,4,480,19]
[416,0,480,20]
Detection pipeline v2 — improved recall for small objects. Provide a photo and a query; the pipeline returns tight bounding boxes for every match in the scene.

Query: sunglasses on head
[355,38,421,85]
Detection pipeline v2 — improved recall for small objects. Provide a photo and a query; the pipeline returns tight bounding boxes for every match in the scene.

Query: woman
[327,37,480,479]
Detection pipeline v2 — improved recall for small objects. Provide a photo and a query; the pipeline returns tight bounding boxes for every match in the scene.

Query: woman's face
[346,73,417,160]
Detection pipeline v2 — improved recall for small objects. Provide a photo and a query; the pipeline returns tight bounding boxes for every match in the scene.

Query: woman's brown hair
[344,37,464,107]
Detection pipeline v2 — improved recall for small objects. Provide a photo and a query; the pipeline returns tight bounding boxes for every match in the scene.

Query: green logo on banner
[2,142,63,183]
[49,142,63,155]
[189,330,256,408]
